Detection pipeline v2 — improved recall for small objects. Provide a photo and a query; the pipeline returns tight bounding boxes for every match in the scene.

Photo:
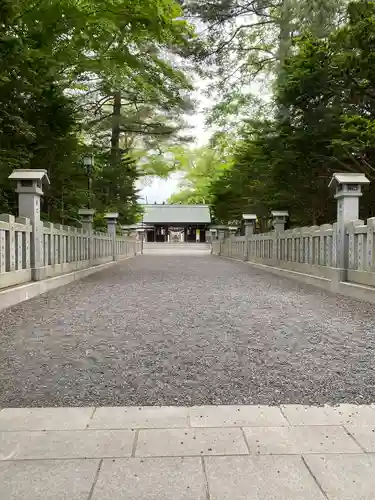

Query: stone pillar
[271,210,289,233]
[242,214,257,261]
[78,209,95,262]
[271,211,288,261]
[329,173,370,281]
[8,169,50,280]
[104,212,119,261]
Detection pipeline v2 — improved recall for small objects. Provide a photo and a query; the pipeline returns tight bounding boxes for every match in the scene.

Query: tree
[0,0,196,224]
[208,1,375,226]
[167,139,234,205]
[182,0,349,130]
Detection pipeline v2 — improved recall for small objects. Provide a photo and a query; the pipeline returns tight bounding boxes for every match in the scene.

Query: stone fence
[0,214,140,291]
[212,172,375,303]
[0,169,141,310]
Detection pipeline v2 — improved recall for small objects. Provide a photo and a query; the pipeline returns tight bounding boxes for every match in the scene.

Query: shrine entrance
[142,204,211,243]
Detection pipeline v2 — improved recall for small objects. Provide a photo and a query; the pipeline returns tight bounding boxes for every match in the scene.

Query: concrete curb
[215,254,375,304]
[0,255,137,311]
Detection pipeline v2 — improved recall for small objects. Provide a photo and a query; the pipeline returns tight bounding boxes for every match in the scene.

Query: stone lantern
[8,169,50,280]
[271,210,289,233]
[78,208,96,233]
[329,172,369,272]
[209,228,218,242]
[242,214,257,237]
[104,212,119,260]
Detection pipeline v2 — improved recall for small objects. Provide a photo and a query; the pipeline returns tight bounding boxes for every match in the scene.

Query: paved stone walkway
[1,404,375,499]
[1,253,375,407]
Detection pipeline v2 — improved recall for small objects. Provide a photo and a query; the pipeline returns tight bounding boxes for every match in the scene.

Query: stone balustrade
[0,216,140,289]
[212,173,375,302]
[0,169,141,291]
[0,214,32,288]
[212,217,375,301]
[346,218,375,287]
[213,223,337,280]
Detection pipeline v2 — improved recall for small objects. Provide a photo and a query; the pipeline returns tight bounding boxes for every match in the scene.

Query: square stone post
[8,169,50,281]
[242,214,256,261]
[271,210,289,233]
[209,228,217,254]
[329,173,370,281]
[78,209,95,262]
[271,211,288,261]
[104,212,119,261]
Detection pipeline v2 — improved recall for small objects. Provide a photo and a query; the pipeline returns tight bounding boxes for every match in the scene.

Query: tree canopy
[0,0,195,224]
[169,1,375,228]
[4,0,375,229]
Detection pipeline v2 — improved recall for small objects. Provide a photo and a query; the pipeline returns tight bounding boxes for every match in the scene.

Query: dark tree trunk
[111,91,122,168]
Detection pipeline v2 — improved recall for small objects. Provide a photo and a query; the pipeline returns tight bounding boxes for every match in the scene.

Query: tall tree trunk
[276,0,293,121]
[111,91,122,168]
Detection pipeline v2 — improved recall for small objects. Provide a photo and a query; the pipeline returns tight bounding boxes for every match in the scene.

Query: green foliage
[183,0,349,131]
[0,0,195,224]
[167,141,234,205]
[175,1,375,227]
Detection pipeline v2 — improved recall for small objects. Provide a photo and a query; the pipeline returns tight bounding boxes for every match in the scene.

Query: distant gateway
[141,204,212,243]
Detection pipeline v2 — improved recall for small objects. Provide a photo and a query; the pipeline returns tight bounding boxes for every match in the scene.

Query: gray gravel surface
[1,254,375,407]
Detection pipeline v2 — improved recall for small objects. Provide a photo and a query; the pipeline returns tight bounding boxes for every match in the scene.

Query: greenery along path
[0,0,194,223]
[170,2,375,229]
[1,254,375,408]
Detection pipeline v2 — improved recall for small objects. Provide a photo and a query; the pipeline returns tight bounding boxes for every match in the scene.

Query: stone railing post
[242,214,257,261]
[78,209,95,262]
[271,210,289,233]
[209,229,217,254]
[271,211,288,262]
[271,210,289,261]
[104,212,119,261]
[329,173,369,281]
[366,217,375,271]
[8,169,50,281]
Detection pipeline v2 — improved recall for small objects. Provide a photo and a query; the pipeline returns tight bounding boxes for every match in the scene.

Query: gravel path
[1,254,375,407]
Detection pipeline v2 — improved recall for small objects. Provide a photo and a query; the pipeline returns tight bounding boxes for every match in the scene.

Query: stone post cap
[78,208,96,217]
[104,212,119,221]
[9,169,50,183]
[9,169,50,195]
[242,214,257,221]
[271,210,289,218]
[329,172,370,188]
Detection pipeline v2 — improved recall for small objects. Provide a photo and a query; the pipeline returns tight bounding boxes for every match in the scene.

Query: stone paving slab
[303,453,375,500]
[0,407,93,431]
[1,405,375,499]
[344,425,375,452]
[243,425,361,455]
[189,405,288,427]
[0,430,135,460]
[135,428,249,457]
[89,406,189,429]
[281,404,375,426]
[91,457,207,500]
[204,455,326,500]
[0,459,99,500]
